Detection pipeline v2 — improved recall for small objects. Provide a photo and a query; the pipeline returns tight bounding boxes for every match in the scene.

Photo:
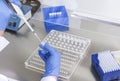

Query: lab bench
[1,5,120,81]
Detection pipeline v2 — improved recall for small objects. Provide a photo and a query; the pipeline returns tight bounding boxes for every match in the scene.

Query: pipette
[10,3,41,42]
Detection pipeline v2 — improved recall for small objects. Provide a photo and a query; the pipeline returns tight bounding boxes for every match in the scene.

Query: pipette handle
[21,16,35,32]
[11,3,41,42]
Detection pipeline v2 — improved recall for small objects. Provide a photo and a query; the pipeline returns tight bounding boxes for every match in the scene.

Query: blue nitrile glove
[0,1,12,30]
[38,43,61,77]
[0,0,22,30]
[9,0,22,7]
[0,13,10,30]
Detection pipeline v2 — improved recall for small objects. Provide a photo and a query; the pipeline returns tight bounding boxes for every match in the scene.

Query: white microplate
[25,30,91,80]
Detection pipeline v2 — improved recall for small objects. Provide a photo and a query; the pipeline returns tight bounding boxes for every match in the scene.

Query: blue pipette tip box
[42,6,69,33]
[92,52,120,81]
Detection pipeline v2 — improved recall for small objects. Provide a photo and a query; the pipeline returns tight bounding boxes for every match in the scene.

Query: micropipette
[10,3,41,42]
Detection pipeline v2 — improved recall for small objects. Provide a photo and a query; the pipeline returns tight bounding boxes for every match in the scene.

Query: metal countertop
[1,17,120,81]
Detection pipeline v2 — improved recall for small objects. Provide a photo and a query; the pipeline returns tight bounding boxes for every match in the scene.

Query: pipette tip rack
[92,51,120,81]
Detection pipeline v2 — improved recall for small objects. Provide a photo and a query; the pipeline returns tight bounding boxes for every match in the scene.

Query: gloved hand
[38,43,61,77]
[0,0,22,30]
[9,0,22,7]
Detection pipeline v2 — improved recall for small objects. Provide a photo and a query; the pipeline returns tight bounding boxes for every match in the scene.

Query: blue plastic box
[42,6,69,33]
[92,53,120,81]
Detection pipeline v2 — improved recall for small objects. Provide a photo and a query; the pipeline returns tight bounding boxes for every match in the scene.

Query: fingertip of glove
[44,43,53,50]
[44,43,49,47]
[39,43,55,53]
[39,43,44,49]
[39,43,50,49]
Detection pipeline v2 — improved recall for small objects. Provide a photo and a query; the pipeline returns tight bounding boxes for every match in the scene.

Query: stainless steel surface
[1,1,120,81]
[1,14,120,81]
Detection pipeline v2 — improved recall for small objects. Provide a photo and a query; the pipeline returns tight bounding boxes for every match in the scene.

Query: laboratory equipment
[10,2,41,42]
[92,51,120,81]
[25,30,91,80]
[42,6,69,33]
[26,0,41,15]
[5,0,32,32]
